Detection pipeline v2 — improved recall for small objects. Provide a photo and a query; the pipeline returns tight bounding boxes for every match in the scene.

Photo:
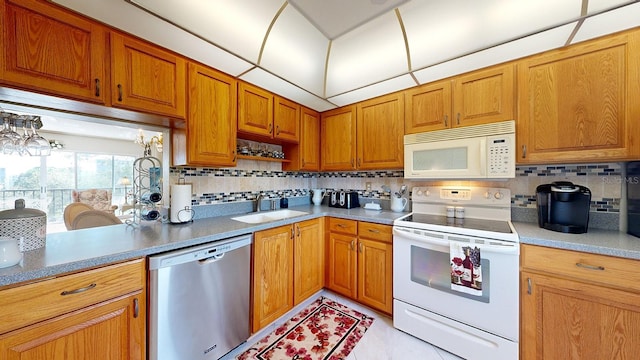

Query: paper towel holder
[170,177,195,224]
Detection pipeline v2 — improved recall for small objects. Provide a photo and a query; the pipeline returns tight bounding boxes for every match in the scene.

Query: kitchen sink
[231,209,309,224]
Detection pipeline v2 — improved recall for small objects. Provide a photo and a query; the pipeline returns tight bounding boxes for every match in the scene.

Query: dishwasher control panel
[149,234,252,269]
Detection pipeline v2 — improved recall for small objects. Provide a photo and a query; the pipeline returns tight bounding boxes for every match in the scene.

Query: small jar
[446,206,455,218]
[455,206,465,219]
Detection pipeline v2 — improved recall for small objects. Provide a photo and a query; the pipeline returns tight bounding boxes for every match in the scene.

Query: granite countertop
[0,205,402,287]
[2,205,639,288]
[513,221,640,260]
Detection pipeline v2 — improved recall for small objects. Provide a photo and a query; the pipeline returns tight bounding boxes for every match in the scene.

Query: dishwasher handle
[199,252,225,264]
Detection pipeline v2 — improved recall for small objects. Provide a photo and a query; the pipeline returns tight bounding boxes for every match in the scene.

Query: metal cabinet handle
[522,145,527,159]
[297,225,300,237]
[358,242,363,253]
[351,159,354,168]
[276,125,280,135]
[95,78,100,97]
[301,158,305,167]
[233,150,236,162]
[61,283,96,296]
[350,240,355,250]
[527,278,532,295]
[444,115,448,127]
[117,84,123,101]
[269,123,273,134]
[337,224,347,228]
[576,262,605,271]
[134,298,139,318]
[368,229,380,233]
[456,113,460,125]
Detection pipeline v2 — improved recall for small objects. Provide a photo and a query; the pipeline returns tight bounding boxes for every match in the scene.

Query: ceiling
[53,0,640,112]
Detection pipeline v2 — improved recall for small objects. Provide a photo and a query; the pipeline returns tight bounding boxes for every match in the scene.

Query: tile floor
[222,290,464,360]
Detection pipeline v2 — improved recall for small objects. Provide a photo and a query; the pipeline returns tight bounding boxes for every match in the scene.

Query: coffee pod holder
[129,156,162,226]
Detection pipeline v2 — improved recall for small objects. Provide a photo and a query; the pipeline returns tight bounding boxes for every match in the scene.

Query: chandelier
[134,129,163,156]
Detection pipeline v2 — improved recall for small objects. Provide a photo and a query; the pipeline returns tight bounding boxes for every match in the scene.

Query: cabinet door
[521,271,640,360]
[517,31,640,163]
[111,32,186,118]
[299,107,320,171]
[404,80,452,134]
[452,64,515,127]
[356,92,404,170]
[252,225,294,333]
[326,231,357,298]
[293,218,324,305]
[173,62,236,166]
[274,95,300,143]
[320,106,357,171]
[0,292,146,360]
[0,0,107,104]
[357,238,393,314]
[238,82,274,138]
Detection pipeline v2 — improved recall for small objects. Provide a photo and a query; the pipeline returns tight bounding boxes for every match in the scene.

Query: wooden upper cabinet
[110,32,186,118]
[238,81,274,138]
[0,0,107,104]
[283,106,319,171]
[356,92,404,170]
[173,62,236,167]
[321,105,357,171]
[517,30,640,164]
[274,95,300,143]
[405,80,452,133]
[452,64,515,127]
[238,82,300,143]
[404,64,514,134]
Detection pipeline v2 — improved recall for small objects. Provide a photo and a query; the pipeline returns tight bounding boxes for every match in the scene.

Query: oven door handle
[393,227,519,254]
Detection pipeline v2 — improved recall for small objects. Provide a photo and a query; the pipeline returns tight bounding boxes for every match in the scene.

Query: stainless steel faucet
[255,194,265,212]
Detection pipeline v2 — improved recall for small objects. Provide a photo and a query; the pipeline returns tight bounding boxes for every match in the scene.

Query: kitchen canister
[170,182,194,223]
[0,199,46,252]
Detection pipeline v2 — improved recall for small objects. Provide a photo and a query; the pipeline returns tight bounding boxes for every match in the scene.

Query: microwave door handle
[479,138,487,176]
[393,227,519,255]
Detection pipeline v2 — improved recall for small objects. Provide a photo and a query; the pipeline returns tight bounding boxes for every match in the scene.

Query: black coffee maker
[536,181,591,234]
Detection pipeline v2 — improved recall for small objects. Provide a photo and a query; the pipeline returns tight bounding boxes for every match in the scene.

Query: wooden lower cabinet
[252,218,324,332]
[293,218,324,305]
[326,218,393,314]
[0,259,146,360]
[520,244,640,360]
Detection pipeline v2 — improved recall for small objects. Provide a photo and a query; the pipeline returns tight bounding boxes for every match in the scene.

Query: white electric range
[393,186,519,360]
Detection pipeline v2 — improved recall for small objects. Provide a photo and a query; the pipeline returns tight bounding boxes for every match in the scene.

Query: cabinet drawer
[521,244,640,292]
[328,218,357,235]
[358,222,392,243]
[0,258,145,334]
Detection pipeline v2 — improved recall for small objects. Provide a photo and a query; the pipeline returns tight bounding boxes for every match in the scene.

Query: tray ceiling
[53,0,640,111]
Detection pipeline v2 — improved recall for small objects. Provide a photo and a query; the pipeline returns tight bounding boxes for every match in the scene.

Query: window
[0,151,135,232]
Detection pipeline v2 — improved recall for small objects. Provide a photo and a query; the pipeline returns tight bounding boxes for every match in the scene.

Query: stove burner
[401,214,513,234]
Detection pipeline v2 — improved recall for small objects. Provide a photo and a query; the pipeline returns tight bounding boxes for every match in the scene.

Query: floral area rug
[237,296,374,360]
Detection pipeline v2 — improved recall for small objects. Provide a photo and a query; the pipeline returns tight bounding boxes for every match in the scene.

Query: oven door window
[410,245,490,303]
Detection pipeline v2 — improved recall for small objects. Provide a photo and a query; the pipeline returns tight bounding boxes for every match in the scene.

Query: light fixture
[119,176,132,205]
[134,129,163,156]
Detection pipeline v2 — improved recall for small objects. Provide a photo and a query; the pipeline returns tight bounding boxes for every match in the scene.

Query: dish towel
[450,243,483,296]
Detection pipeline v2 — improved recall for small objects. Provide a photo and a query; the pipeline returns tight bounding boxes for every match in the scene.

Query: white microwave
[404,121,515,180]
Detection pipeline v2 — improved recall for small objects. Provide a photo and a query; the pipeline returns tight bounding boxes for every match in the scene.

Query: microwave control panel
[487,134,515,177]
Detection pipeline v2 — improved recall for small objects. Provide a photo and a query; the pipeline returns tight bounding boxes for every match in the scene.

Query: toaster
[328,191,360,209]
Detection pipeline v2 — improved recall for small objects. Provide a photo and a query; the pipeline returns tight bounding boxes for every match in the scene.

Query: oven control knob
[416,190,423,196]
[484,191,491,199]
[494,191,504,200]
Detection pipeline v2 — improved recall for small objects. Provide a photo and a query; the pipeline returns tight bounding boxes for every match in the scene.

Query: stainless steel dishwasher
[148,234,252,360]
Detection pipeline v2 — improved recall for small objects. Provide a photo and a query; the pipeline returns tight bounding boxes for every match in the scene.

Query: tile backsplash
[170,161,623,229]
